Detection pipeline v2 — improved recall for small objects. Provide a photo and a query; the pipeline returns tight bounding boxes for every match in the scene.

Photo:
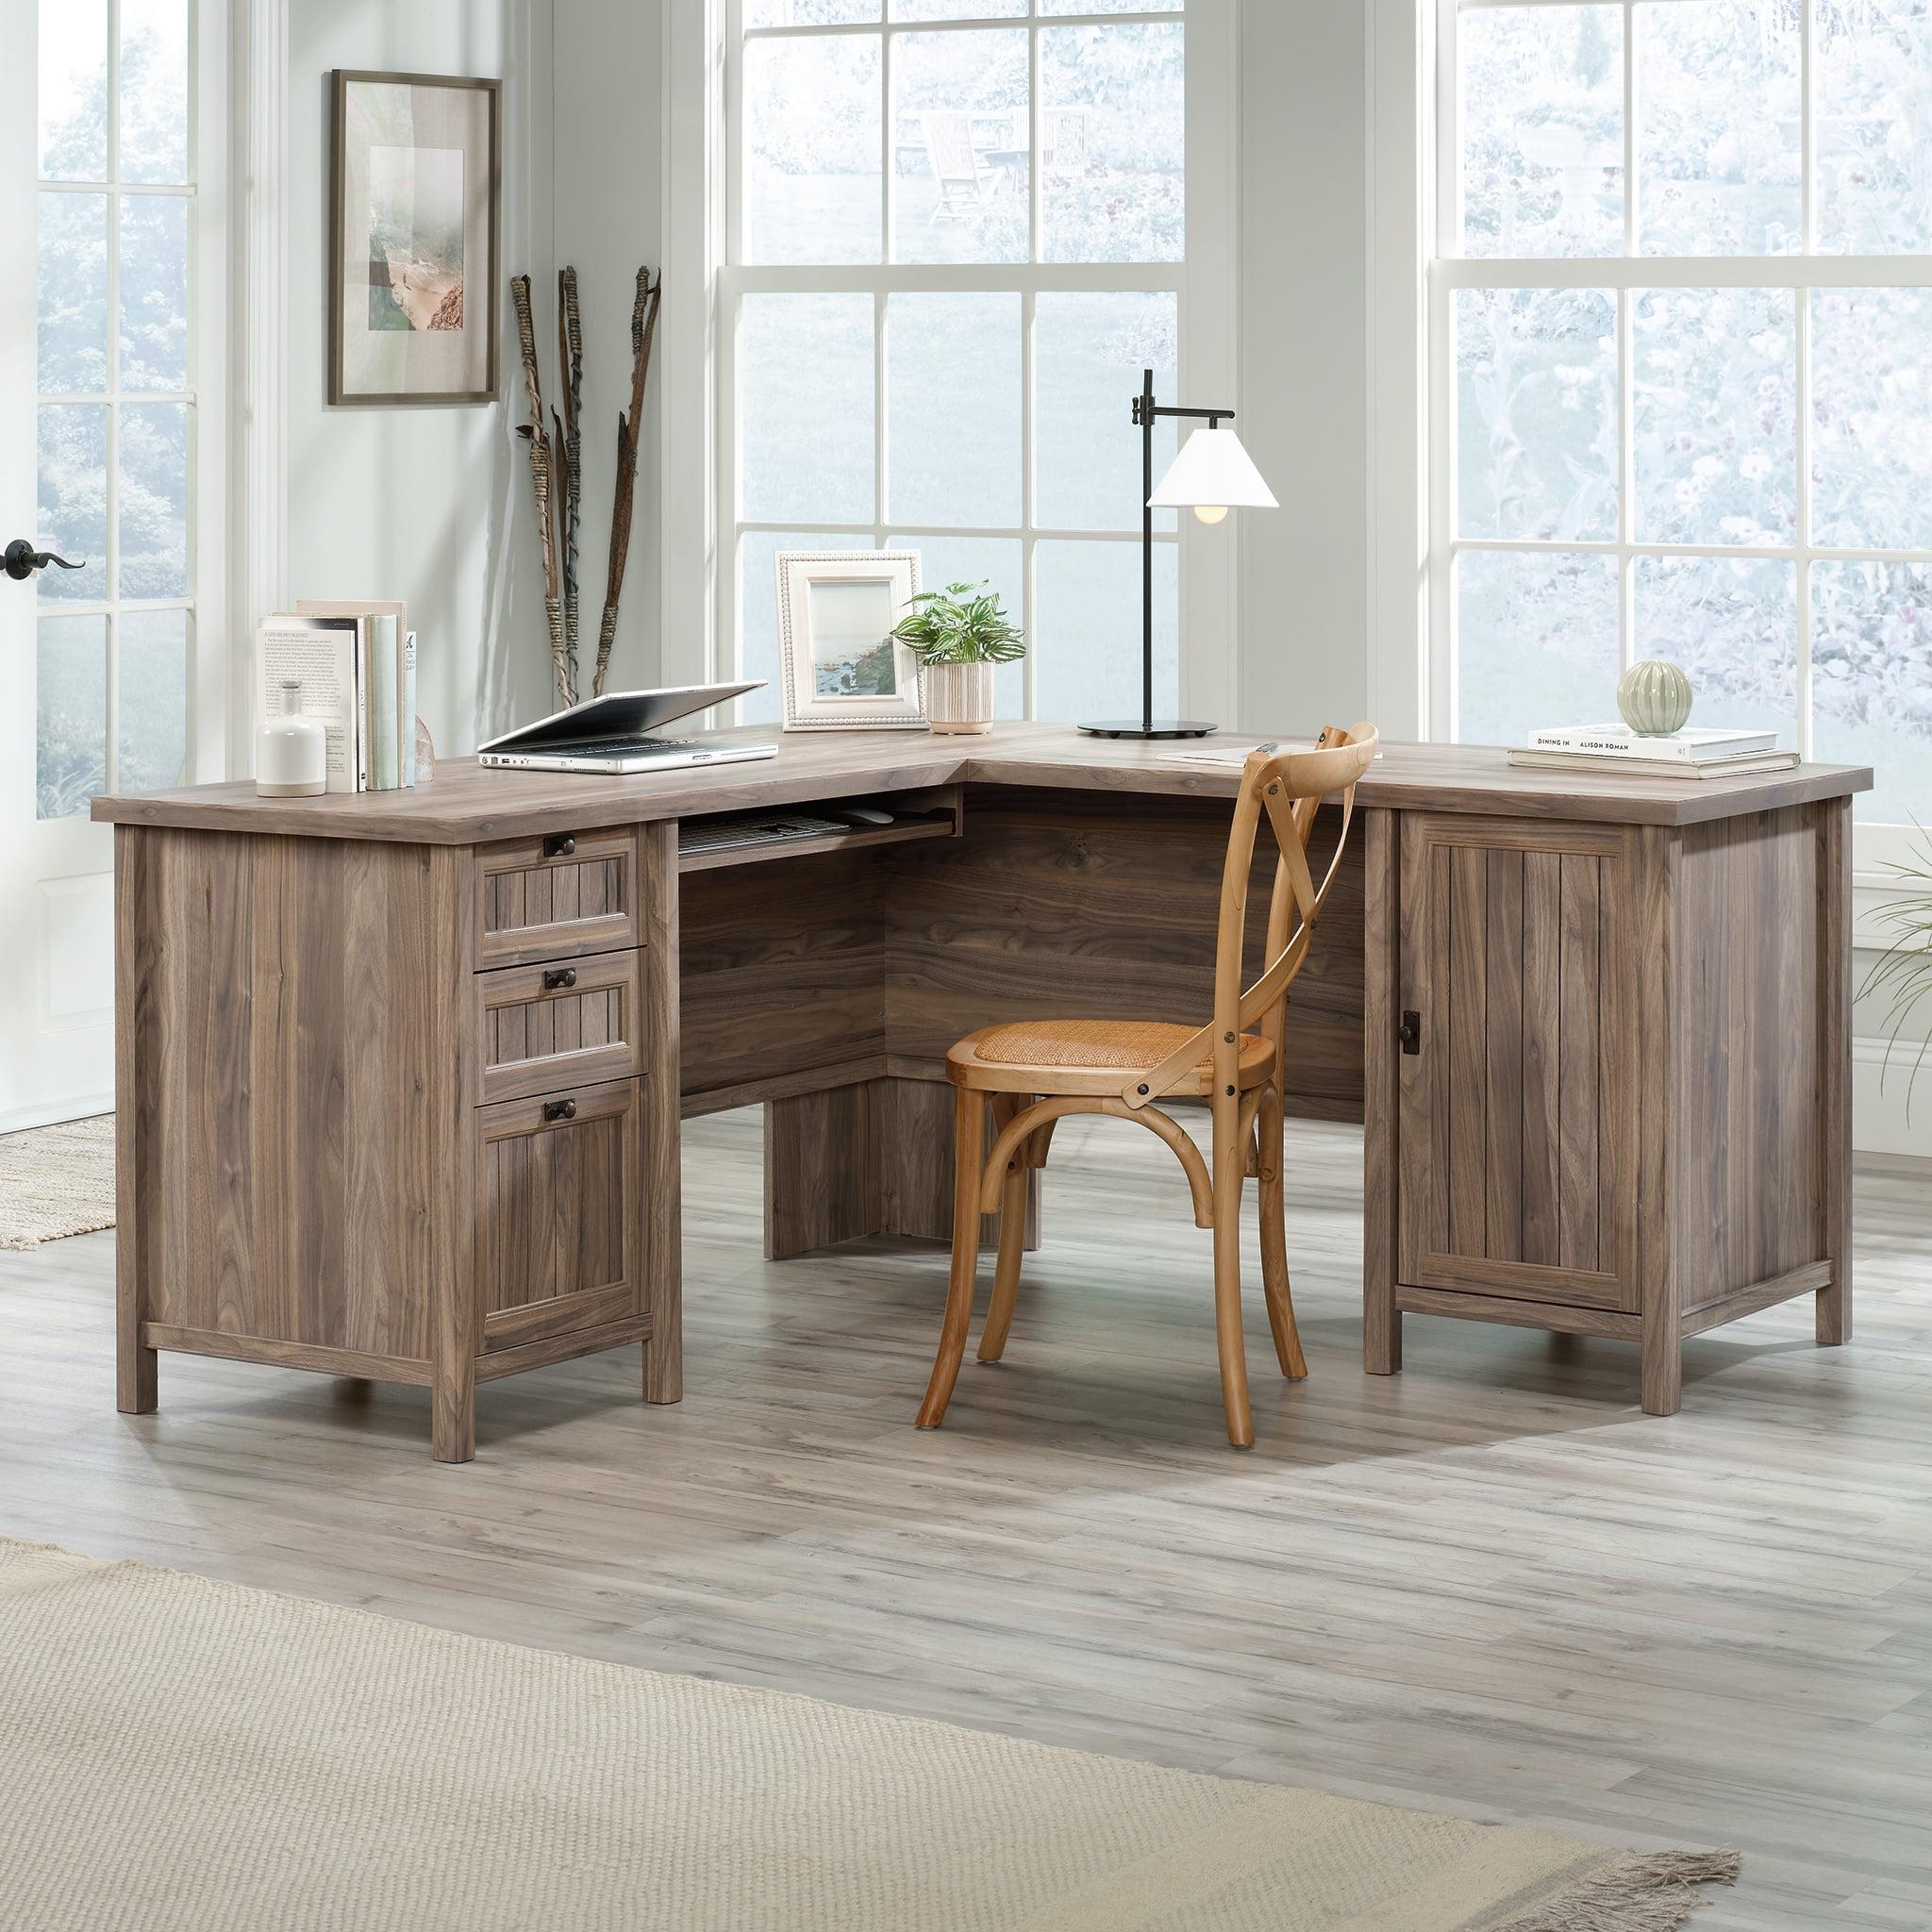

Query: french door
[2,0,218,1131]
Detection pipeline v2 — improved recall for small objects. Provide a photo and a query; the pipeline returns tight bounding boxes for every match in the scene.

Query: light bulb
[1193,504,1229,525]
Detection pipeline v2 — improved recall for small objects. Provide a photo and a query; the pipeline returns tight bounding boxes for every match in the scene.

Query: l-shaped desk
[93,726,1870,1459]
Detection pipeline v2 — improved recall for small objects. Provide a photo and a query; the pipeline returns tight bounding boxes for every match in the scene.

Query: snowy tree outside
[1448,0,1932,825]
[34,0,193,819]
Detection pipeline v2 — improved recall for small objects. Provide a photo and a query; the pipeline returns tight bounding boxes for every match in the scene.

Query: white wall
[1234,1,1370,735]
[550,0,665,698]
[286,0,556,757]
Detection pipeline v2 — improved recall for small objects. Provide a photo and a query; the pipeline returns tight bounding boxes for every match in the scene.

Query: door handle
[1398,1009,1423,1056]
[542,1098,578,1124]
[5,540,87,582]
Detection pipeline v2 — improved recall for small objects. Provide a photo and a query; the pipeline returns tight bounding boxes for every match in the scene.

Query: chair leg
[917,1085,989,1429]
[1257,1085,1307,1380]
[976,1149,1031,1363]
[1210,1095,1255,1449]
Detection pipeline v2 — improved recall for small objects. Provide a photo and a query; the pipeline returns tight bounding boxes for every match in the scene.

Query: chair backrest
[1125,722,1379,1106]
[924,112,980,188]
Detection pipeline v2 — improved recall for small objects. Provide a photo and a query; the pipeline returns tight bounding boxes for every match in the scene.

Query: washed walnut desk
[92,727,1870,1459]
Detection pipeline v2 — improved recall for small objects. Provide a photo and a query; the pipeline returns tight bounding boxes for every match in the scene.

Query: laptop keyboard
[678,813,851,856]
[556,735,708,758]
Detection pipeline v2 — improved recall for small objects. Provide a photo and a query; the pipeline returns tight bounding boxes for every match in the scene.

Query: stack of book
[1509,724,1798,780]
[256,601,416,793]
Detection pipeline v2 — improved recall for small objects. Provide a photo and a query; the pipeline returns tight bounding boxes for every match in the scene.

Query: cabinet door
[475,1077,643,1353]
[1397,816,1638,1310]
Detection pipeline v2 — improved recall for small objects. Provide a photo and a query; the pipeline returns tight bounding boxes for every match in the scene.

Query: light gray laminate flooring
[1,1110,1926,1930]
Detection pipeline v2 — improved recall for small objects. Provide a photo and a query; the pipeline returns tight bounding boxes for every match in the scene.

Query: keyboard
[553,735,708,758]
[678,812,854,856]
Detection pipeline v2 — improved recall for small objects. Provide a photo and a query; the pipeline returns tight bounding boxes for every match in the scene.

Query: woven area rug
[0,1114,114,1249]
[0,1539,1735,1930]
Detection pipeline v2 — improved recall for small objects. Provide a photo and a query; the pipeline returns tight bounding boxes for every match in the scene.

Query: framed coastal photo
[775,550,926,731]
[329,71,500,406]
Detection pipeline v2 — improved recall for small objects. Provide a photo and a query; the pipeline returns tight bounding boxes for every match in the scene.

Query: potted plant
[890,580,1024,736]
[1864,827,1932,1120]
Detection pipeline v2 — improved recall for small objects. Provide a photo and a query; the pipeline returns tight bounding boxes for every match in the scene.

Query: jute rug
[0,1538,1735,1929]
[0,1113,114,1249]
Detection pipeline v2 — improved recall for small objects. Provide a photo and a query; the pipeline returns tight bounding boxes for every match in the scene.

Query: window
[35,0,199,818]
[723,0,1188,725]
[1433,0,1932,832]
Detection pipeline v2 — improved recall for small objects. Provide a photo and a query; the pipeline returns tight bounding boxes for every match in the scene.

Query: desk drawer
[475,1076,642,1353]
[475,947,642,1105]
[475,828,638,968]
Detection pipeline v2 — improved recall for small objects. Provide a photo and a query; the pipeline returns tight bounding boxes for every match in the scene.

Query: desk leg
[765,1084,885,1259]
[1362,808,1401,1375]
[642,822,684,1405]
[113,829,158,1413]
[1818,797,1853,1349]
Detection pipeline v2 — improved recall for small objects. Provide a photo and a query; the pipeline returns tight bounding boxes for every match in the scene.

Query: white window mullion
[1021,284,1038,720]
[1624,0,1639,258]
[1796,0,1817,760]
[1618,282,1635,676]
[105,0,123,792]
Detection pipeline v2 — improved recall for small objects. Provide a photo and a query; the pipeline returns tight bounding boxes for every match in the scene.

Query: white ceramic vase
[256,680,327,797]
[1617,658,1694,737]
[924,660,997,736]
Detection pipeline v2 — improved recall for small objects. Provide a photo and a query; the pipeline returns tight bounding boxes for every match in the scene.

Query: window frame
[708,0,1238,728]
[1424,0,1932,875]
[32,0,227,811]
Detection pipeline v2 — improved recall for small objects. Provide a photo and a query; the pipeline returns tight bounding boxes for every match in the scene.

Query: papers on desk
[1156,740,1286,767]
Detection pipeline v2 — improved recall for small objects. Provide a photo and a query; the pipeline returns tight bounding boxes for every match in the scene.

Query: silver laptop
[477,682,776,775]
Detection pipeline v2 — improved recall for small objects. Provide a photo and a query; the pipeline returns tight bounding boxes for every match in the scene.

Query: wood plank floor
[2,1109,1927,1930]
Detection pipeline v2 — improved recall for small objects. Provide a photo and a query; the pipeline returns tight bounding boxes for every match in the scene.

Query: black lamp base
[1076,720,1219,741]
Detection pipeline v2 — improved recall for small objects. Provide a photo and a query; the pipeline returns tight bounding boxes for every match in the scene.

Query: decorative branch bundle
[510,264,662,708]
[595,266,662,699]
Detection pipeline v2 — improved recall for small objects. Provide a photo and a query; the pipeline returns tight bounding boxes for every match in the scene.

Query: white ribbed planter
[923,660,997,736]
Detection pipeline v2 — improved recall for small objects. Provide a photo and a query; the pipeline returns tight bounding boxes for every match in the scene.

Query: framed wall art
[775,550,926,731]
[329,70,501,406]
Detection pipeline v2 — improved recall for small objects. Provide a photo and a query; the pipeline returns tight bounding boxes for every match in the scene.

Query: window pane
[1636,1,1799,255]
[1813,561,1932,825]
[891,0,1024,19]
[1818,0,1932,254]
[1461,6,1624,258]
[120,401,189,599]
[1040,24,1184,264]
[746,0,878,24]
[1456,551,1620,748]
[38,192,108,393]
[39,0,108,180]
[120,0,189,184]
[1035,291,1177,532]
[892,29,1028,264]
[886,292,1020,527]
[738,531,874,726]
[741,294,874,523]
[887,534,1025,716]
[37,404,108,604]
[1456,288,1617,542]
[119,608,190,792]
[743,33,881,265]
[1633,287,1795,546]
[120,194,189,391]
[1811,287,1932,550]
[1035,540,1177,724]
[37,614,108,820]
[1635,555,1797,744]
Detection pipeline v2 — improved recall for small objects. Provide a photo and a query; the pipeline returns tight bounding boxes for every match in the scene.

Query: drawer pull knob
[542,1098,578,1124]
[542,966,578,991]
[542,833,577,858]
[1398,1009,1423,1057]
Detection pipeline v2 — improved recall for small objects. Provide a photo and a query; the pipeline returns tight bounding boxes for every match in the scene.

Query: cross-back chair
[915,722,1380,1447]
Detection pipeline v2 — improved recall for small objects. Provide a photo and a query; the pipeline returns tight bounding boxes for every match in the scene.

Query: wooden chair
[915,723,1379,1448]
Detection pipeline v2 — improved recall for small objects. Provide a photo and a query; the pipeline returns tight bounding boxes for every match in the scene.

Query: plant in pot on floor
[891,581,1024,736]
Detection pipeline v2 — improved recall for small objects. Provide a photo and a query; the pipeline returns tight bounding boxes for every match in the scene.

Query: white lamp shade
[1148,424,1278,510]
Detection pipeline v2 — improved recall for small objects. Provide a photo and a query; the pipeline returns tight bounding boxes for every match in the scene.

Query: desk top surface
[92,724,1873,845]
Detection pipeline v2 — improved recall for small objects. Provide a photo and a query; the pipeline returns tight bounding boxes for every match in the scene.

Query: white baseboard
[0,1094,115,1138]
[1855,1036,1932,1160]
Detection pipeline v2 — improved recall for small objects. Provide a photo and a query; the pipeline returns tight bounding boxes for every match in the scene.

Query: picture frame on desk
[328,70,501,407]
[775,550,926,731]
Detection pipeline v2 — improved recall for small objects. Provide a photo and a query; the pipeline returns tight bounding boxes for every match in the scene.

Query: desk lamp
[1078,367,1278,740]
